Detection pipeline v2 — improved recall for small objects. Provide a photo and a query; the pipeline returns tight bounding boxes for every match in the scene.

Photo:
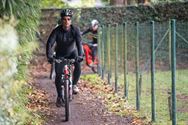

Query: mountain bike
[54,57,75,121]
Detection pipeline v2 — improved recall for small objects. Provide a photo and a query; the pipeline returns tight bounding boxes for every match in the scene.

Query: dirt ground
[27,44,148,125]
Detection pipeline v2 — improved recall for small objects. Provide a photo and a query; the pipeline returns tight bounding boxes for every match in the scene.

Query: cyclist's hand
[76,56,83,62]
[48,57,53,64]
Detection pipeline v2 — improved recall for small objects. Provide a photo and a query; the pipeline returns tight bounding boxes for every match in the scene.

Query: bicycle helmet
[60,9,73,18]
[91,19,99,28]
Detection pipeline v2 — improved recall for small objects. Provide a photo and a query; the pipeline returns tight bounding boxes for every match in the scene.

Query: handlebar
[53,57,75,64]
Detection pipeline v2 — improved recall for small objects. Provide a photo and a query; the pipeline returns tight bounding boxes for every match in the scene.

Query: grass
[81,74,151,125]
[81,69,188,124]
[14,42,43,124]
[113,69,188,125]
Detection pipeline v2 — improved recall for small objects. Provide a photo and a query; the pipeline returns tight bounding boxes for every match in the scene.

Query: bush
[0,0,42,124]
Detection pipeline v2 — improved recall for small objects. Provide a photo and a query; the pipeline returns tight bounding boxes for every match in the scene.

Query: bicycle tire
[64,79,70,121]
[69,83,73,101]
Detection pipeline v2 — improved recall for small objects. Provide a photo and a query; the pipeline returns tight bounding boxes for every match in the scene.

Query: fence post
[168,20,172,121]
[139,74,142,96]
[168,90,172,120]
[169,20,172,69]
[151,21,156,122]
[115,23,119,93]
[171,19,177,125]
[110,25,113,85]
[124,22,128,98]
[98,26,102,76]
[103,25,107,79]
[101,25,105,80]
[136,22,140,111]
[107,24,111,85]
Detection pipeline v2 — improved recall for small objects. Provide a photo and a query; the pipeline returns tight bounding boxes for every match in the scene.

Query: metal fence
[97,19,188,125]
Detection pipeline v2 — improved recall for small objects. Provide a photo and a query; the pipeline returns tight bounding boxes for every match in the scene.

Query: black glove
[47,57,53,64]
[76,56,83,62]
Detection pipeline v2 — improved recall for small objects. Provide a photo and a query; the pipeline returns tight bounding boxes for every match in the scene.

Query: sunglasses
[63,18,71,21]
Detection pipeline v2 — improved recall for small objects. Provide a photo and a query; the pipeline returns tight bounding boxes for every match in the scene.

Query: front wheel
[64,80,70,121]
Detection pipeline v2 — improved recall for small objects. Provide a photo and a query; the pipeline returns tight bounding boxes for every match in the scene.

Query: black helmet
[60,9,73,18]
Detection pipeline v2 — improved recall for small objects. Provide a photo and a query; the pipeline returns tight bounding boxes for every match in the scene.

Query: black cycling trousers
[91,46,97,61]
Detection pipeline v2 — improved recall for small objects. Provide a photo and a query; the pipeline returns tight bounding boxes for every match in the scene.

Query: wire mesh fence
[98,20,188,125]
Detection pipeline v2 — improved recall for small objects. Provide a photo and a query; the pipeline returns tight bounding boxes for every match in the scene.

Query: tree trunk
[127,0,137,5]
[110,0,127,6]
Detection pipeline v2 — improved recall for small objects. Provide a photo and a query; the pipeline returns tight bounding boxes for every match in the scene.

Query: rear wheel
[64,80,70,121]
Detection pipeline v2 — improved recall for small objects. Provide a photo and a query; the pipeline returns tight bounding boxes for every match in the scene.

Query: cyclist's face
[62,16,71,29]
[92,25,98,31]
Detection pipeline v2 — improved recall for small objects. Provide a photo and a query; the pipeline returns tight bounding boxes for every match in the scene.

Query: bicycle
[53,57,75,121]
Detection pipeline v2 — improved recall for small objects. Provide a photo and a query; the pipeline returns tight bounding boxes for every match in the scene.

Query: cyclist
[46,9,83,107]
[82,19,99,67]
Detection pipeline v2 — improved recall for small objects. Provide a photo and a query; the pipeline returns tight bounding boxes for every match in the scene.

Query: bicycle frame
[54,57,75,121]
[62,61,74,101]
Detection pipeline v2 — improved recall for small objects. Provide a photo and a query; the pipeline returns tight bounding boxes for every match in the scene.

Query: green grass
[81,74,151,124]
[114,69,188,125]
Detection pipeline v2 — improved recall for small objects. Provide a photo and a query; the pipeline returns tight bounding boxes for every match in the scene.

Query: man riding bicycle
[46,9,83,107]
[82,19,99,67]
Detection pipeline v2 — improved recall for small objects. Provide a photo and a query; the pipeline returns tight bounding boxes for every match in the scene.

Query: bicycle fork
[61,65,73,101]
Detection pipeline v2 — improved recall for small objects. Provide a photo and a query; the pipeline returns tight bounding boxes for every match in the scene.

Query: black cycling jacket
[46,25,83,58]
[82,27,98,44]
